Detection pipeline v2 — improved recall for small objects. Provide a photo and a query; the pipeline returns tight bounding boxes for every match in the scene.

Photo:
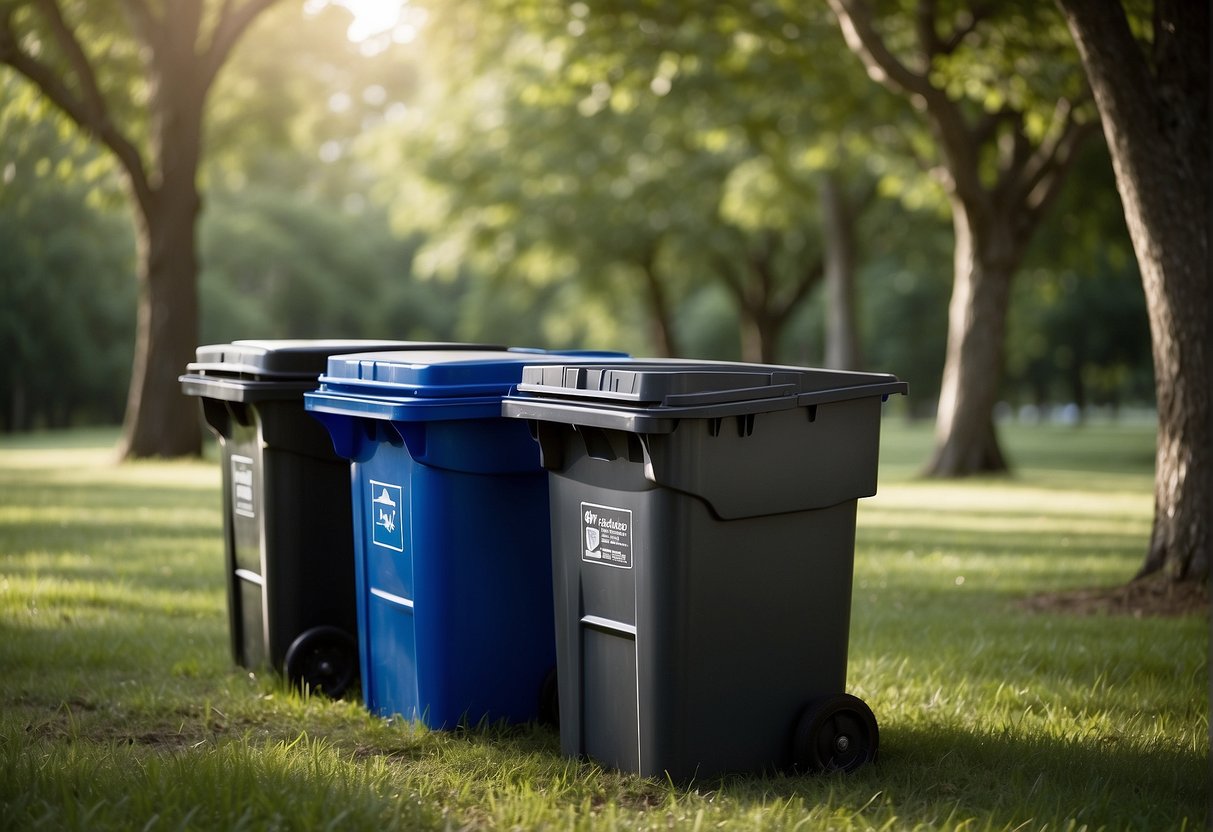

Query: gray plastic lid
[504,361,907,430]
[186,340,495,380]
[517,365,797,406]
[516,362,904,407]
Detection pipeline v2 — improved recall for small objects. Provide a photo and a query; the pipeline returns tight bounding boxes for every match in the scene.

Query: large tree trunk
[118,73,204,458]
[821,172,862,370]
[1057,0,1210,582]
[924,202,1018,476]
[118,191,202,458]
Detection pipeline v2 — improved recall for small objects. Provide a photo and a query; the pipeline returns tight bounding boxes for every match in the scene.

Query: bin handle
[796,380,908,407]
[199,397,231,440]
[662,382,798,407]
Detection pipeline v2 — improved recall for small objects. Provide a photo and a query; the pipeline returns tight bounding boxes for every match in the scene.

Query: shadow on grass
[412,717,1205,829]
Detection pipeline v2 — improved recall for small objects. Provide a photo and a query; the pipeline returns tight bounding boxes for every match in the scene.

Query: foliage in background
[1003,140,1151,413]
[380,1,917,363]
[0,76,135,431]
[0,1,1155,433]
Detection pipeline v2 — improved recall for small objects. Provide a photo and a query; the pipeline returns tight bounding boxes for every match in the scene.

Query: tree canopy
[1,0,1159,474]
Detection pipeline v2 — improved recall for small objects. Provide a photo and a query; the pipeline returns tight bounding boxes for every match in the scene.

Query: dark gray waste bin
[180,339,490,696]
[502,362,906,780]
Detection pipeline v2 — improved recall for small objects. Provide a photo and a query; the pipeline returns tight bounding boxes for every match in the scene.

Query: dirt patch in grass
[1019,574,1209,618]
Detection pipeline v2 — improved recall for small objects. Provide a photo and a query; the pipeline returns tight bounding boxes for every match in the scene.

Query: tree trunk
[821,172,862,370]
[118,78,203,458]
[638,253,681,357]
[738,308,780,364]
[118,185,202,458]
[924,202,1017,476]
[1056,0,1210,582]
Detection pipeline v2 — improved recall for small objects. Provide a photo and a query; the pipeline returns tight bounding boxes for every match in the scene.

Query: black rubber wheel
[284,626,358,699]
[791,693,879,774]
[538,666,560,727]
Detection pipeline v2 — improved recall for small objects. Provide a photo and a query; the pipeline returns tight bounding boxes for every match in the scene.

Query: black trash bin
[502,361,906,780]
[180,339,490,696]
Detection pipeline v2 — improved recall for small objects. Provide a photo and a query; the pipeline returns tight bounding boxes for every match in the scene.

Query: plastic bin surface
[502,360,905,779]
[304,348,627,727]
[178,340,490,696]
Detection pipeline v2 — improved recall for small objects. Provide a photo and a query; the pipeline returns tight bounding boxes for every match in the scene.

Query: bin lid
[502,361,906,431]
[304,348,631,422]
[185,339,496,380]
[315,349,629,399]
[180,340,498,403]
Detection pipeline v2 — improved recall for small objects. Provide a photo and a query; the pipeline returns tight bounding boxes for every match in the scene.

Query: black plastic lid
[186,340,495,380]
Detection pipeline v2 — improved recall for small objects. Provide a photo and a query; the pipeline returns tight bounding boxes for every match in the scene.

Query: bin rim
[500,380,906,434]
[501,361,906,432]
[313,348,631,402]
[304,389,511,423]
[185,340,499,381]
[179,374,321,403]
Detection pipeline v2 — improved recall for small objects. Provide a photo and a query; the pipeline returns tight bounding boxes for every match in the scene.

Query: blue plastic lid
[305,348,631,422]
[316,349,627,399]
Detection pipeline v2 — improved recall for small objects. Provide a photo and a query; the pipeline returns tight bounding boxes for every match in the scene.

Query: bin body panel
[365,586,420,720]
[346,421,557,727]
[532,395,874,780]
[206,398,360,673]
[643,397,884,518]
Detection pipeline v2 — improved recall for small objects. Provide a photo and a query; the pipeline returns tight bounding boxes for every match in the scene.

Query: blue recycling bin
[304,348,626,727]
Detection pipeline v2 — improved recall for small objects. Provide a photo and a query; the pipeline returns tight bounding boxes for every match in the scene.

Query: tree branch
[830,0,985,207]
[35,0,105,120]
[1020,117,1098,231]
[991,112,1031,196]
[1004,96,1094,216]
[709,246,747,306]
[0,4,154,213]
[972,105,1015,148]
[827,0,933,98]
[779,254,825,314]
[914,0,941,58]
[1017,98,1073,188]
[939,2,995,54]
[117,0,159,49]
[201,0,279,91]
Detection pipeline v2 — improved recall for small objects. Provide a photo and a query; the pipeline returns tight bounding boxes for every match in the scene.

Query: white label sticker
[231,455,255,519]
[581,502,632,568]
[370,479,404,552]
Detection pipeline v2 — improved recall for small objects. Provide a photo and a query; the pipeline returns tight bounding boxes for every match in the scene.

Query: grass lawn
[0,421,1206,830]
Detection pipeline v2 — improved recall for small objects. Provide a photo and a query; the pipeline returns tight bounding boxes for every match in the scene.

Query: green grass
[0,423,1206,831]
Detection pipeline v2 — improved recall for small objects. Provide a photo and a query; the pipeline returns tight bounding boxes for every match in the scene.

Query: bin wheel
[538,667,559,727]
[791,693,878,774]
[284,626,358,699]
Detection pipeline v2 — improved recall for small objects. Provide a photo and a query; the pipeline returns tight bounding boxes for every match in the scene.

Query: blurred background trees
[0,0,1161,437]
